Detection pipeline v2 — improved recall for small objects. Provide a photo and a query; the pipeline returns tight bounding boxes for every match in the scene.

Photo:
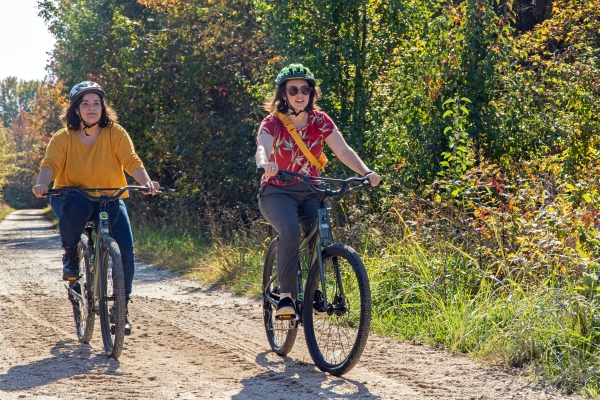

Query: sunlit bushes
[337,157,600,288]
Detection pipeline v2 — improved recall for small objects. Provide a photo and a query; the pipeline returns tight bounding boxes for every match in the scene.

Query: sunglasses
[286,86,312,96]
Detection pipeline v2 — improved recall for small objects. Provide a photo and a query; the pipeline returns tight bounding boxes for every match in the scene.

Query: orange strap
[275,112,327,170]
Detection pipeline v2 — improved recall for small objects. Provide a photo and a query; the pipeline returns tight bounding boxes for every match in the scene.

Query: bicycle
[258,168,375,376]
[46,186,154,360]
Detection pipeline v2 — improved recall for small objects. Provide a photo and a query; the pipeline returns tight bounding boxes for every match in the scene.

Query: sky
[0,0,56,82]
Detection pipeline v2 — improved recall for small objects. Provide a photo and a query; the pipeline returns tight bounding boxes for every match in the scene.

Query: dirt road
[0,209,585,399]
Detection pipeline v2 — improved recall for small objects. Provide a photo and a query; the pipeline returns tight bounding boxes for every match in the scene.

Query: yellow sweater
[40,124,144,198]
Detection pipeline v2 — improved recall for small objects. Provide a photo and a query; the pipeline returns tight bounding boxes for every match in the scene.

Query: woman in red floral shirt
[255,63,381,316]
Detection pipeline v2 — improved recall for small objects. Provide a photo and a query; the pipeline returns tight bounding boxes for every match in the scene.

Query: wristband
[363,170,374,177]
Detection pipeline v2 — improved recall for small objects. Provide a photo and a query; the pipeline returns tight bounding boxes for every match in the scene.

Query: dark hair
[262,80,321,114]
[60,96,118,130]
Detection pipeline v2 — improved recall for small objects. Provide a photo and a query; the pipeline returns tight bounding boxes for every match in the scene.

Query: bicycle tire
[71,234,95,343]
[98,237,126,359]
[262,238,298,356]
[303,243,372,375]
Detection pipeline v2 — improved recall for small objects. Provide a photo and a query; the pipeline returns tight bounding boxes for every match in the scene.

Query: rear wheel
[71,234,95,343]
[262,238,298,356]
[303,244,371,376]
[98,237,126,359]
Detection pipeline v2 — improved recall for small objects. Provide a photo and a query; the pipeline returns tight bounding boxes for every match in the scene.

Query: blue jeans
[50,193,135,296]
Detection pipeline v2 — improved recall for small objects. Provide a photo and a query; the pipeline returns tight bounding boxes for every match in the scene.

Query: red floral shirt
[259,111,337,186]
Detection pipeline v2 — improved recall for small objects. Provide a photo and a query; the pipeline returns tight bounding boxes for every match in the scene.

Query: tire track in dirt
[0,210,586,399]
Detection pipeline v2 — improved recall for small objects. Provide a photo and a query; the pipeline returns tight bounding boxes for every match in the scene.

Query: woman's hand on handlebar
[142,181,161,196]
[32,184,50,198]
[364,171,381,187]
[259,162,279,178]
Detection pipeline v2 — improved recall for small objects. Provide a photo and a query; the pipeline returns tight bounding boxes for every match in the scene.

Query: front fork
[93,208,110,313]
[68,207,108,309]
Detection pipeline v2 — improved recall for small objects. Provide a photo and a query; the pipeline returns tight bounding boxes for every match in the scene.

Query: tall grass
[364,235,600,396]
[132,223,265,296]
[0,201,14,222]
[42,206,58,227]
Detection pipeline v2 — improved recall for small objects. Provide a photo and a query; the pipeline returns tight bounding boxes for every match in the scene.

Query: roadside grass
[0,202,14,222]
[132,223,265,296]
[43,206,58,227]
[365,238,600,396]
[132,214,600,397]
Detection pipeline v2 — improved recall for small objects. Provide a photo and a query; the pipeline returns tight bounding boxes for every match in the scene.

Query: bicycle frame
[51,186,156,312]
[261,169,370,322]
[48,185,160,358]
[66,201,115,314]
[259,168,376,373]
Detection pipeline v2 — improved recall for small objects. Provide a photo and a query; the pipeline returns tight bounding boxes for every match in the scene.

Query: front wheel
[262,238,298,356]
[71,234,95,343]
[98,237,126,359]
[303,243,371,376]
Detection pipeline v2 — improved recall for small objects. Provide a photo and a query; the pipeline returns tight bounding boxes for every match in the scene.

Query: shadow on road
[2,215,47,221]
[232,351,378,399]
[8,226,55,232]
[0,211,59,251]
[0,339,121,391]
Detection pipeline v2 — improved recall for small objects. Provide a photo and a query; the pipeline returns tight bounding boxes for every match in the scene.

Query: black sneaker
[275,296,295,316]
[313,290,326,316]
[62,246,80,280]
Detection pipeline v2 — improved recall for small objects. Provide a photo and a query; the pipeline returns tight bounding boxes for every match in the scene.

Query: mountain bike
[46,186,153,360]
[258,168,374,376]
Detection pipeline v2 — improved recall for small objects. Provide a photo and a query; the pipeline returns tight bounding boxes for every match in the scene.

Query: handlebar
[44,186,163,202]
[256,167,375,198]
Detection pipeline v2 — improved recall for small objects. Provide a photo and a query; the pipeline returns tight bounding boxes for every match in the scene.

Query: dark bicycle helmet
[69,81,105,104]
[275,63,316,86]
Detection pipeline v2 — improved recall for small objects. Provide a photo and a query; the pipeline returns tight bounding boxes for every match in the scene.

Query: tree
[0,81,68,208]
[0,77,40,127]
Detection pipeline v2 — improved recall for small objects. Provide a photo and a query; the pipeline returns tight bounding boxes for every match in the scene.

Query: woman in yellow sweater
[32,81,159,335]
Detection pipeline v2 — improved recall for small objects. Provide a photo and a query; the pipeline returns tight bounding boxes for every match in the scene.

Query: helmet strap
[78,107,99,136]
[286,102,306,117]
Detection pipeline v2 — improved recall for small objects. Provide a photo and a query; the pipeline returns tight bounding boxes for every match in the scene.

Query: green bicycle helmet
[275,63,316,86]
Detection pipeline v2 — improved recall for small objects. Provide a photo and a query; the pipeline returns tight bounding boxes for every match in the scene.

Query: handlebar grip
[141,186,166,191]
[362,178,384,186]
[256,167,265,176]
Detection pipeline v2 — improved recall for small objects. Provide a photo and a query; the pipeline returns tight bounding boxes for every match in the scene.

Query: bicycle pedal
[275,313,298,320]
